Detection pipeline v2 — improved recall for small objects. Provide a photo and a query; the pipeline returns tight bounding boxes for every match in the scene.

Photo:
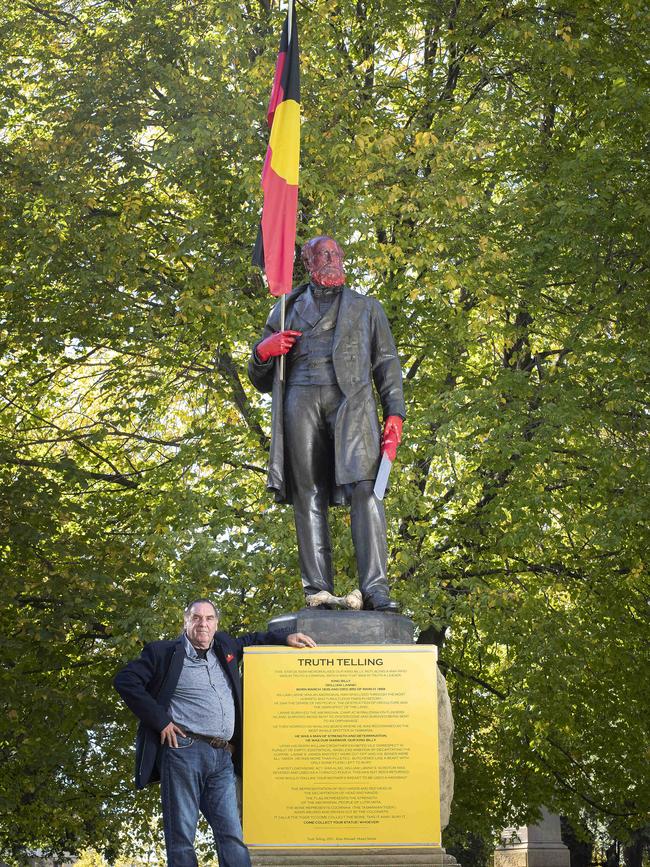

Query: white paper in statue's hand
[373,453,392,500]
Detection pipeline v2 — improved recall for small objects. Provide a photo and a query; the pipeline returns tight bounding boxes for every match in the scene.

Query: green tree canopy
[1,0,648,861]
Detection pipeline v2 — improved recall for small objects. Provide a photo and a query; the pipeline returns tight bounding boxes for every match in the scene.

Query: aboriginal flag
[252,0,300,296]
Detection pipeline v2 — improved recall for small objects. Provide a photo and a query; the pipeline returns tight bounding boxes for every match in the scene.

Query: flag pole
[280,295,286,381]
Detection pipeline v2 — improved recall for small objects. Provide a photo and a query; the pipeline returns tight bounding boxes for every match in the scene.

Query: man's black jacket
[114,628,289,788]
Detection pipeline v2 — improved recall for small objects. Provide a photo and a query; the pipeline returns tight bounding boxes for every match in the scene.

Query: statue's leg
[349,480,394,609]
[284,385,335,597]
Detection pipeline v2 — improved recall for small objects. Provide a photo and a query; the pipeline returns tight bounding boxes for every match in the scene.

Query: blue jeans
[160,737,251,867]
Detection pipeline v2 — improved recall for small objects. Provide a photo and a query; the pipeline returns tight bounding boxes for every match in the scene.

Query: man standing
[248,236,406,612]
[114,599,316,867]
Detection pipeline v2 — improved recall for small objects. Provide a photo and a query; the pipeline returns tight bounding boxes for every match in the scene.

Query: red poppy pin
[226,653,235,663]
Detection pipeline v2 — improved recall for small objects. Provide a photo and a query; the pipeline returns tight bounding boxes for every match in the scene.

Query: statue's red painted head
[301,236,346,288]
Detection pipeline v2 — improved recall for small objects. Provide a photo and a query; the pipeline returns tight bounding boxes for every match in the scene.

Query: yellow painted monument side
[243,645,440,849]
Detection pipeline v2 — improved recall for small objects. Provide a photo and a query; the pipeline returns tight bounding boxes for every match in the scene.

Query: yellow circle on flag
[269,99,300,186]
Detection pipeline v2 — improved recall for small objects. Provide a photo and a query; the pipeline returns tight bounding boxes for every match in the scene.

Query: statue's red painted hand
[382,415,403,462]
[256,330,302,362]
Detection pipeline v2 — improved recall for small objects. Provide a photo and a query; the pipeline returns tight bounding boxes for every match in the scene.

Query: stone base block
[494,847,571,867]
[495,808,571,867]
[251,846,460,866]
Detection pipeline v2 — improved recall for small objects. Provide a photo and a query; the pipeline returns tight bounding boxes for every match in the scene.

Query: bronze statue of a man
[249,236,405,612]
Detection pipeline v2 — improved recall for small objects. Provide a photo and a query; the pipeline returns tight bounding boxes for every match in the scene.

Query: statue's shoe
[363,596,400,613]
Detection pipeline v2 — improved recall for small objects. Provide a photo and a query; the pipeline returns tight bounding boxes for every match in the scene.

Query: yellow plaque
[243,645,440,849]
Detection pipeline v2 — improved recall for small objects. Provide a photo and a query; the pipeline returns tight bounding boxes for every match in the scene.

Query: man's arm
[229,628,317,661]
[113,644,173,734]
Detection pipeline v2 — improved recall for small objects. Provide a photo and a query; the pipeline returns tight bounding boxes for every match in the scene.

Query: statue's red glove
[256,330,302,363]
[382,416,403,462]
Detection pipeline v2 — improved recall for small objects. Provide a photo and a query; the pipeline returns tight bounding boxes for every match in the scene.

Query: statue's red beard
[311,264,346,288]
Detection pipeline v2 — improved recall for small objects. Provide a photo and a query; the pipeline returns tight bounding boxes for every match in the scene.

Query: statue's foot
[305,591,334,609]
[363,596,400,613]
[305,589,364,610]
[344,589,363,610]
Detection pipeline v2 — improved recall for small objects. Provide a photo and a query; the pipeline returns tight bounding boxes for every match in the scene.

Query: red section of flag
[267,51,286,127]
[260,163,299,297]
[261,146,272,187]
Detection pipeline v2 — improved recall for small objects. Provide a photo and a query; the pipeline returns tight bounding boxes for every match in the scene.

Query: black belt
[185,732,234,754]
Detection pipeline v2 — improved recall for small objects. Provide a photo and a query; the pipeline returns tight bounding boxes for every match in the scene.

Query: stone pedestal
[245,610,458,867]
[269,608,416,645]
[495,809,571,867]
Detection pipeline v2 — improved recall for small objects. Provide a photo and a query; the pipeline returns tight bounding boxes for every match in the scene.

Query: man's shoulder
[142,636,183,656]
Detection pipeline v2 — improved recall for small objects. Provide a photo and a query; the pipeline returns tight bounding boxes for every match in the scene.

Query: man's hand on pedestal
[286,632,317,648]
[381,416,403,462]
[256,330,302,362]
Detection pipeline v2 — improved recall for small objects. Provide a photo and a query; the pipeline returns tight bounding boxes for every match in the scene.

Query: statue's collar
[309,281,344,297]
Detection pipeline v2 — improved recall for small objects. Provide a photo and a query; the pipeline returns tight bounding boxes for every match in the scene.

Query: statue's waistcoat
[286,288,341,387]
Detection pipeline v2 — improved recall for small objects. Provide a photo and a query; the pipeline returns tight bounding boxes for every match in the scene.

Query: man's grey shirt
[167,635,235,740]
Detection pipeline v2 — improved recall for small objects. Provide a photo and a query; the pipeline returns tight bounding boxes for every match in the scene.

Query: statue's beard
[311,266,346,288]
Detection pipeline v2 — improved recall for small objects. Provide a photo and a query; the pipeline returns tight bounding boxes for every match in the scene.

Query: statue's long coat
[248,283,406,505]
